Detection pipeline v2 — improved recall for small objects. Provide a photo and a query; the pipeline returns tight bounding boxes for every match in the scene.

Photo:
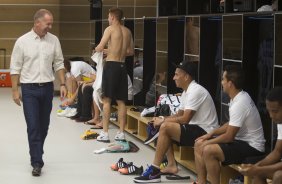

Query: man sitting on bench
[240,86,282,184]
[194,65,266,184]
[133,61,219,183]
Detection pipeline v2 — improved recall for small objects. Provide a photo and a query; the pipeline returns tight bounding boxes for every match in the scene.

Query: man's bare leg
[273,170,282,184]
[203,144,224,184]
[102,97,111,132]
[194,140,208,184]
[161,145,178,174]
[116,100,126,132]
[152,122,181,167]
[87,101,101,125]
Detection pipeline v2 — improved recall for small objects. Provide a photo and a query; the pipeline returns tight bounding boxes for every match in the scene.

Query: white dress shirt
[10,29,64,83]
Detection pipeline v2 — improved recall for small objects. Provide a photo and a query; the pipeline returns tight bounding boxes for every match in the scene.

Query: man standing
[95,7,134,142]
[193,65,265,184]
[239,86,282,184]
[10,9,66,176]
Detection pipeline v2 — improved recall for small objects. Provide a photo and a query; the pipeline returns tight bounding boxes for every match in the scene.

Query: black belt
[21,82,53,87]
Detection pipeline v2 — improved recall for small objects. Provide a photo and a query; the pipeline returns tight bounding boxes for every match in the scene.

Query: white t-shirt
[179,81,219,133]
[70,61,95,78]
[277,124,282,140]
[229,91,265,152]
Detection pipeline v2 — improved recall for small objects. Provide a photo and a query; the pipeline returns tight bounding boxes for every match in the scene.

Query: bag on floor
[93,141,139,154]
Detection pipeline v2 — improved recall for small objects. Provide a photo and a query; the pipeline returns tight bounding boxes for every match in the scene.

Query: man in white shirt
[194,65,265,184]
[10,9,66,176]
[133,61,219,183]
[239,86,282,184]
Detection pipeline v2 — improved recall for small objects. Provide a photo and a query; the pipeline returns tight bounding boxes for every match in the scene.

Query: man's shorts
[102,61,128,101]
[219,140,264,165]
[179,124,207,146]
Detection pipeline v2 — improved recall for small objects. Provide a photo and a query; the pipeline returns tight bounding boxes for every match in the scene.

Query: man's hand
[152,117,164,127]
[195,133,212,142]
[239,164,257,176]
[60,86,67,100]
[12,90,22,106]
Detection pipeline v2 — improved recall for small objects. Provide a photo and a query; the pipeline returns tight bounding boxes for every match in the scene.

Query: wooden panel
[60,0,88,5]
[103,0,117,6]
[118,0,134,6]
[136,0,157,6]
[0,0,59,4]
[0,22,59,39]
[60,6,89,21]
[0,6,60,21]
[135,7,157,18]
[119,7,134,19]
[60,40,90,56]
[59,23,90,39]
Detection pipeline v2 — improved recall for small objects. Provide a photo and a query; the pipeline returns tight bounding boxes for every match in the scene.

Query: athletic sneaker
[97,131,110,143]
[64,108,77,118]
[119,162,143,175]
[144,122,159,145]
[133,165,161,183]
[114,131,125,141]
[111,158,128,171]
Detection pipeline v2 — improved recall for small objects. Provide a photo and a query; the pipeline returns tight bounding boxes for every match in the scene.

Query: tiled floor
[0,88,195,184]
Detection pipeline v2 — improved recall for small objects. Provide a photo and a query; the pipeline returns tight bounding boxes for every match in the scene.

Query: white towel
[92,52,103,111]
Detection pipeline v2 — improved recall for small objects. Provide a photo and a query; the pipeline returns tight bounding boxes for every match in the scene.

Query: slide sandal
[84,121,95,125]
[165,174,190,180]
[90,124,103,129]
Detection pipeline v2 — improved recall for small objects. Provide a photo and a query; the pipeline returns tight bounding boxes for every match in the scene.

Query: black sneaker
[133,165,161,183]
[118,162,143,175]
[144,122,159,145]
[32,166,41,176]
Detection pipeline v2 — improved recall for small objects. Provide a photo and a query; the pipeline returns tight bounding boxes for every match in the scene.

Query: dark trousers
[77,85,93,118]
[21,82,53,168]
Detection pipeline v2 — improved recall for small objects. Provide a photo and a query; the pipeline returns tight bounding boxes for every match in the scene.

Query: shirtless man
[95,7,134,142]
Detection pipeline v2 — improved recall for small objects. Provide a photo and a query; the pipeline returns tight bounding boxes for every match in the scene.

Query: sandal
[84,121,95,125]
[90,124,103,129]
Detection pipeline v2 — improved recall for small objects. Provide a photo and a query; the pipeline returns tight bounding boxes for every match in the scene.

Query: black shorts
[179,124,207,146]
[219,140,264,165]
[102,61,128,101]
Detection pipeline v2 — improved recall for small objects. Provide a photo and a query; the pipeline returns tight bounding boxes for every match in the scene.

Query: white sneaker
[114,131,125,141]
[57,107,71,117]
[140,106,155,117]
[64,108,77,117]
[97,131,110,143]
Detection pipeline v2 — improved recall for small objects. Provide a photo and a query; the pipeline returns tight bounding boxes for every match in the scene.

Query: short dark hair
[266,86,282,106]
[224,65,244,90]
[109,7,123,22]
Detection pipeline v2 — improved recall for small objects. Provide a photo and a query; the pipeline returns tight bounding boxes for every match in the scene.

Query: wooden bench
[111,106,252,184]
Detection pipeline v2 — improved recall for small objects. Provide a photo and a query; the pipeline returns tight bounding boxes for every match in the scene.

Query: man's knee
[273,170,282,184]
[203,144,221,160]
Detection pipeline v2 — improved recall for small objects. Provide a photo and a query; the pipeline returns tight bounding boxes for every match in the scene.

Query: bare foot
[161,165,178,175]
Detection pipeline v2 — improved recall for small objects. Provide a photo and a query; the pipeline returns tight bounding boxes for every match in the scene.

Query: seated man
[194,65,266,184]
[239,86,282,184]
[133,61,219,183]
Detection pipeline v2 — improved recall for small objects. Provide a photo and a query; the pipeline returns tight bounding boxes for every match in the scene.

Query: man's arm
[202,124,239,145]
[153,109,195,127]
[126,32,134,56]
[95,27,111,52]
[257,140,282,166]
[240,140,282,177]
[56,69,67,99]
[11,74,21,106]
